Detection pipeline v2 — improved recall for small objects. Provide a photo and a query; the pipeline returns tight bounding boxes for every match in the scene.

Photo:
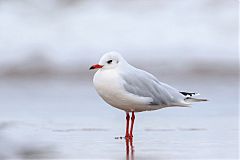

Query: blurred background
[0,0,238,159]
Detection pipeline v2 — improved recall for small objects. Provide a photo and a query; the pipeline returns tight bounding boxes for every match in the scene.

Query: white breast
[93,69,153,112]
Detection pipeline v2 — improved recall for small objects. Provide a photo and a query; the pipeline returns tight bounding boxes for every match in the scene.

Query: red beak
[89,64,103,70]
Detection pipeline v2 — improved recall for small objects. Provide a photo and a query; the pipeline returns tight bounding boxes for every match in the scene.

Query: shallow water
[0,77,238,159]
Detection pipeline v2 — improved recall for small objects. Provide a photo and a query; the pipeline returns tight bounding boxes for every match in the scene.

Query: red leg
[130,112,135,138]
[125,112,130,138]
[126,136,130,160]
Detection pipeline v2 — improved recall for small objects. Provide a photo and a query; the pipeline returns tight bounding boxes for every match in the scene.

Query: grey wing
[120,68,186,106]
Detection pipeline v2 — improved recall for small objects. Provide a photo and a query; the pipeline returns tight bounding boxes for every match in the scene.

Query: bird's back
[120,66,188,108]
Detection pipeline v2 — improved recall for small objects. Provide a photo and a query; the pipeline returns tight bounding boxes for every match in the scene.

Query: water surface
[0,77,238,159]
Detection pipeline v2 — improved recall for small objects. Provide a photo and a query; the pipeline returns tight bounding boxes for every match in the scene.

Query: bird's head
[89,51,124,70]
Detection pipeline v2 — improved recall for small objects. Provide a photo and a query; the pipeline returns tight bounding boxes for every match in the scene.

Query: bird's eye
[107,60,113,64]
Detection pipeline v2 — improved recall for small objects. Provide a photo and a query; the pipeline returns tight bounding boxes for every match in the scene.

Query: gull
[90,51,207,139]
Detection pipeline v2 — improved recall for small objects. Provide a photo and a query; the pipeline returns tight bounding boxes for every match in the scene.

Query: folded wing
[120,67,187,107]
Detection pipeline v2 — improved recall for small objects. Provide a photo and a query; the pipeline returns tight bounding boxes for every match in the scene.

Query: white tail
[184,97,208,103]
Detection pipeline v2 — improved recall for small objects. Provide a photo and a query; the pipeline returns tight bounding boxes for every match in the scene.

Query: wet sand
[0,77,238,159]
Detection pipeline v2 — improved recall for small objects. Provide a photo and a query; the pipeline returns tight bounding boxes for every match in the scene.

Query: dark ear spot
[107,60,113,64]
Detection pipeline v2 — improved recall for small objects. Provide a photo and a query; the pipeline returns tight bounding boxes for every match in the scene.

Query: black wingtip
[180,91,198,97]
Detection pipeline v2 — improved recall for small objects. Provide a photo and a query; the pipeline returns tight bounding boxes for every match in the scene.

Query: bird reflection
[125,138,134,160]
